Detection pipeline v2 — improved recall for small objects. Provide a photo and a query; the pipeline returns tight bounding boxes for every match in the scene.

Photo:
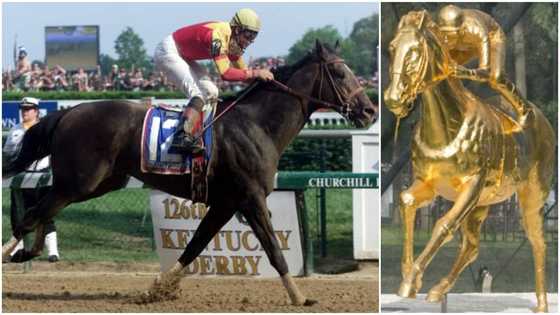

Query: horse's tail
[3,109,71,178]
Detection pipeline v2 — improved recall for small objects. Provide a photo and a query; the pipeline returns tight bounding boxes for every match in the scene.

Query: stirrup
[171,133,204,154]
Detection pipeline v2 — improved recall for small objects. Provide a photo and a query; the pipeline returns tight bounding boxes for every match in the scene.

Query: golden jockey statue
[437,4,531,126]
[384,8,555,313]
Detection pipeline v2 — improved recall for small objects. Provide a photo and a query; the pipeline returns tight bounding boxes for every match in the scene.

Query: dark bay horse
[2,41,376,305]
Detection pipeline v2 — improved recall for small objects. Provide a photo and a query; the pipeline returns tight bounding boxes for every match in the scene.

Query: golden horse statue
[384,10,555,313]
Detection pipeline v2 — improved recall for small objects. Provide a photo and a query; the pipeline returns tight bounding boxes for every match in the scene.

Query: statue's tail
[3,109,70,178]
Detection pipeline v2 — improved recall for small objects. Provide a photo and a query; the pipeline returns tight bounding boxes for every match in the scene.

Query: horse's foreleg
[426,205,489,302]
[141,202,236,303]
[398,180,435,297]
[398,173,485,298]
[241,195,314,306]
[4,189,69,263]
[518,177,549,313]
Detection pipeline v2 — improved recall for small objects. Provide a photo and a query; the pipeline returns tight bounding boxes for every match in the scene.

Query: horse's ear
[398,10,430,30]
[334,40,341,54]
[315,39,326,59]
[417,10,433,30]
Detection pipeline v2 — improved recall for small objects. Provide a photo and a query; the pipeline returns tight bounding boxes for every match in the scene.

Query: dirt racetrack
[2,261,378,312]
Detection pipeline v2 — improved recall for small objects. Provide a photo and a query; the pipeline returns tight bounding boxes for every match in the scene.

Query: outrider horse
[2,41,376,305]
[384,11,554,312]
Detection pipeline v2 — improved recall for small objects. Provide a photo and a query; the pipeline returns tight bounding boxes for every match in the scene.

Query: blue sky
[2,2,379,69]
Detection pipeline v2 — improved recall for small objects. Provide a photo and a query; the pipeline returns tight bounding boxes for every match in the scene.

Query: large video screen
[45,25,99,71]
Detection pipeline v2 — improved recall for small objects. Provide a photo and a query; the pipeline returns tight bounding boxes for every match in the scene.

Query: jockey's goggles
[240,30,258,42]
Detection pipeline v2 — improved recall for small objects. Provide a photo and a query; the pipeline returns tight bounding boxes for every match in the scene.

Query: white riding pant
[154,35,219,107]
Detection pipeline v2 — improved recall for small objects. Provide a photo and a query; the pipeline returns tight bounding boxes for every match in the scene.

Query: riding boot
[171,96,205,154]
[491,77,532,126]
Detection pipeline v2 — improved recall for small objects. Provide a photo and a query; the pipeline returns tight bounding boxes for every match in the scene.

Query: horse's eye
[405,63,418,77]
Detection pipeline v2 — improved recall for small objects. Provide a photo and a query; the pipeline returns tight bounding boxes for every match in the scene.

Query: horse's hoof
[425,291,443,303]
[397,282,416,299]
[531,305,548,313]
[9,249,36,263]
[303,299,317,306]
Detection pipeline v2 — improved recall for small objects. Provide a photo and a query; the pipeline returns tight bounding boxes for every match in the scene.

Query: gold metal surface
[384,9,555,313]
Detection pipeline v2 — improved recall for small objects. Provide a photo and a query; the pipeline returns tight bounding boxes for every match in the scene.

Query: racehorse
[384,11,554,312]
[2,41,376,305]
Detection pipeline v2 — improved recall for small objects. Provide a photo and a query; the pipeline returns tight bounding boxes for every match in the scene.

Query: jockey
[154,8,274,153]
[437,4,530,125]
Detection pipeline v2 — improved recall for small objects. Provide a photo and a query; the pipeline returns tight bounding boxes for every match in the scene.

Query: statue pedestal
[380,293,558,313]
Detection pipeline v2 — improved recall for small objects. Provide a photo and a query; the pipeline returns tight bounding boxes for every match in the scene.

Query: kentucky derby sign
[150,190,304,276]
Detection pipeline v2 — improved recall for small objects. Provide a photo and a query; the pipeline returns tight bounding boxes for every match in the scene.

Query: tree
[99,53,117,75]
[114,26,151,72]
[342,14,379,77]
[286,26,343,64]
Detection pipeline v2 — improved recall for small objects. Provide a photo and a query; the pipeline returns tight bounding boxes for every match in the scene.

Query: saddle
[140,103,214,204]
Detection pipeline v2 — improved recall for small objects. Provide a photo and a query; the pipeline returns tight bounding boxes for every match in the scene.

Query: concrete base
[381,293,558,313]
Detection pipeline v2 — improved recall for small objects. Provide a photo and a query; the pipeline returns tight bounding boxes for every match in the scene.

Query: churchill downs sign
[276,172,378,189]
[150,190,304,277]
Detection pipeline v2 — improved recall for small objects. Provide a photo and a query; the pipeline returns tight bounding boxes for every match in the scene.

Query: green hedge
[3,89,377,102]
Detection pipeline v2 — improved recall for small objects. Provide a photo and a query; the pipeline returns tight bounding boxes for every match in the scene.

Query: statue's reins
[195,58,364,140]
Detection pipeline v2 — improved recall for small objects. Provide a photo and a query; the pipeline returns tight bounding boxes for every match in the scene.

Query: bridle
[271,57,364,120]
[389,33,430,119]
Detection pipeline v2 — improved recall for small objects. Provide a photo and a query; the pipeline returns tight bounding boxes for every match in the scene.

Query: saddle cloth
[141,104,213,175]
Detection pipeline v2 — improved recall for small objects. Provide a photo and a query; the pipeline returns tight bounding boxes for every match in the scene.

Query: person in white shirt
[3,97,60,262]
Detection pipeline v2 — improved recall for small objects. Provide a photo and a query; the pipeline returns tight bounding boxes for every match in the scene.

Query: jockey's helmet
[437,5,464,33]
[231,8,261,33]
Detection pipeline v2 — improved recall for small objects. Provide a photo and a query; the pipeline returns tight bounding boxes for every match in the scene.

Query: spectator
[157,71,169,89]
[89,65,104,91]
[2,97,60,263]
[107,64,119,90]
[144,71,163,91]
[14,46,32,90]
[51,65,69,90]
[2,71,15,90]
[115,67,131,90]
[72,67,89,91]
[130,67,145,91]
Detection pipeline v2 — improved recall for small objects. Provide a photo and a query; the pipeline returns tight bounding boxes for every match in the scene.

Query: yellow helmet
[437,5,464,32]
[230,8,261,32]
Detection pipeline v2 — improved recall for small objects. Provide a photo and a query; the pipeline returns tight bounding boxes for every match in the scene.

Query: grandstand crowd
[3,51,377,93]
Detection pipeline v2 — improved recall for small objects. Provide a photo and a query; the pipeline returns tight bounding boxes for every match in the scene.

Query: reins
[193,57,364,141]
[193,80,259,141]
